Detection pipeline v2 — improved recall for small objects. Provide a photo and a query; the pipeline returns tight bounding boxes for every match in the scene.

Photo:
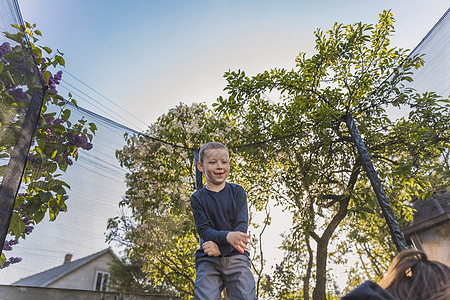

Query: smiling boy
[190,142,256,300]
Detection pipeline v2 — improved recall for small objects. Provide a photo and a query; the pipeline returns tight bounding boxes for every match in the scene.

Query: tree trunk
[312,239,328,300]
[303,237,314,300]
[312,163,361,300]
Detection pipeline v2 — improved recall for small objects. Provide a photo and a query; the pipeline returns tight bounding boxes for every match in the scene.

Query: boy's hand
[226,231,250,254]
[203,241,221,257]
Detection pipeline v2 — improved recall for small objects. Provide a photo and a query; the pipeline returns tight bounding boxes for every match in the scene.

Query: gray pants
[195,255,257,300]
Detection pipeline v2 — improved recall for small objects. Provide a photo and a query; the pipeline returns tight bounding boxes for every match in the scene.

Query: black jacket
[342,281,397,300]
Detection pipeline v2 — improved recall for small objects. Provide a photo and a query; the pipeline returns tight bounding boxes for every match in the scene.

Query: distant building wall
[47,252,114,290]
[0,285,180,300]
[410,222,450,266]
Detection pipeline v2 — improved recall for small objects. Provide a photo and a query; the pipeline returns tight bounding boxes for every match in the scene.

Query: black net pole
[344,114,408,252]
[0,88,45,257]
[194,148,203,190]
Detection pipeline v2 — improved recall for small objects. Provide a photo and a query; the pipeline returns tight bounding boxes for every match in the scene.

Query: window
[94,271,110,291]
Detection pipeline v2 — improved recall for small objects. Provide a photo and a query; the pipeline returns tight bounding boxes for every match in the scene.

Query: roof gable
[13,248,116,287]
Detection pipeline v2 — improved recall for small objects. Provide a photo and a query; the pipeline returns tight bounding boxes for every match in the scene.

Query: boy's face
[198,148,230,189]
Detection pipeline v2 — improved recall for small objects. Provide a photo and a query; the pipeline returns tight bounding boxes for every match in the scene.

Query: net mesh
[404,8,450,97]
[0,0,40,181]
[0,0,449,287]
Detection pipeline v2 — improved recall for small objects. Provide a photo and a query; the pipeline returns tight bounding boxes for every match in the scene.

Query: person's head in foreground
[343,249,450,300]
[378,249,449,300]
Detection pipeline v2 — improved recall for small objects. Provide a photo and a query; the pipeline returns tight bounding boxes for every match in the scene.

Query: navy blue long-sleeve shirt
[191,182,249,260]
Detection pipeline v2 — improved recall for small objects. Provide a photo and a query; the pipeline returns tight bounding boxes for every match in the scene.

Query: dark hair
[198,142,228,164]
[379,249,450,300]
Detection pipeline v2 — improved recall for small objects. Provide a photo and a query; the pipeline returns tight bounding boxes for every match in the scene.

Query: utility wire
[58,71,303,152]
[59,84,127,127]
[60,80,144,131]
[60,68,149,130]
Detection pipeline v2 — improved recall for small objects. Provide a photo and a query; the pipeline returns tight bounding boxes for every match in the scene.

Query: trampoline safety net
[0,0,449,290]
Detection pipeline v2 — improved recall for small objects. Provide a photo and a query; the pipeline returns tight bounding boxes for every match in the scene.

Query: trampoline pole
[0,88,45,258]
[344,114,408,252]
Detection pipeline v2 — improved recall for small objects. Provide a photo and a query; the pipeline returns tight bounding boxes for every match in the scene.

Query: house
[403,192,450,266]
[12,247,116,291]
[2,248,180,299]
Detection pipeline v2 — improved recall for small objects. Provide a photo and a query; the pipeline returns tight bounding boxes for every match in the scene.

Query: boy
[191,142,256,300]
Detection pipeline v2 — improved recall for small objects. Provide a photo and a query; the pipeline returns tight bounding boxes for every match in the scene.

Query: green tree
[0,22,96,267]
[108,102,276,299]
[108,103,236,298]
[108,255,178,296]
[214,10,449,299]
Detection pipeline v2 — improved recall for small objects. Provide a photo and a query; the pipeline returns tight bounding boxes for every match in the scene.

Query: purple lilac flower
[54,118,65,125]
[63,156,73,166]
[2,239,19,251]
[54,70,62,84]
[1,261,10,268]
[9,87,28,103]
[46,70,63,94]
[44,116,53,125]
[15,108,26,115]
[2,256,22,268]
[24,225,34,235]
[0,42,12,64]
[275,263,283,274]
[66,132,93,150]
[3,241,12,251]
[17,203,26,213]
[8,239,18,246]
[9,257,22,264]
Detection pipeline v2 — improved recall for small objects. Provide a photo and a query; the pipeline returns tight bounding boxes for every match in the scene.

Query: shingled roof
[12,248,116,287]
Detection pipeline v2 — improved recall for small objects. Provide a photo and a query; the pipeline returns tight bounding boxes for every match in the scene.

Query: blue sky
[17,0,450,131]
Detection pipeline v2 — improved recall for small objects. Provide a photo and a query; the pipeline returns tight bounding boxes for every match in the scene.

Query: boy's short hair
[199,142,228,164]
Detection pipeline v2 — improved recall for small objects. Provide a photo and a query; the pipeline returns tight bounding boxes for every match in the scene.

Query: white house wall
[47,252,114,290]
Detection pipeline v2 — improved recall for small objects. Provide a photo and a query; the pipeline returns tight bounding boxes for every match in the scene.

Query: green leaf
[60,161,68,172]
[0,253,5,266]
[41,46,52,54]
[52,186,66,195]
[11,220,26,238]
[33,209,45,224]
[47,162,57,174]
[62,109,71,121]
[43,71,50,85]
[4,32,23,44]
[48,198,58,211]
[55,55,65,67]
[49,209,56,221]
[89,122,97,133]
[32,46,42,59]
[34,30,42,36]
[38,190,52,203]
[34,146,43,158]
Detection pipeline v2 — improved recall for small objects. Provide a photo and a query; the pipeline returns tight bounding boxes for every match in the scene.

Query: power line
[60,69,149,130]
[58,71,303,152]
[60,80,145,131]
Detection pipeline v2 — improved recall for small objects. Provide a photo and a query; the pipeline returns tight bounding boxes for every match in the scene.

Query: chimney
[64,253,73,264]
